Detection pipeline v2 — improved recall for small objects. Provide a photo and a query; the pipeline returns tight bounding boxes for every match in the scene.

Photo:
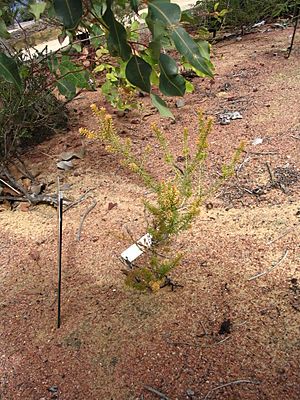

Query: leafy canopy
[0,0,214,116]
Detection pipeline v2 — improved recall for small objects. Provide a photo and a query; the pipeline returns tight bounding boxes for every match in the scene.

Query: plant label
[121,233,152,263]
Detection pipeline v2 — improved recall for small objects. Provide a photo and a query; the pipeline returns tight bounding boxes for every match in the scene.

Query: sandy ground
[1,26,300,400]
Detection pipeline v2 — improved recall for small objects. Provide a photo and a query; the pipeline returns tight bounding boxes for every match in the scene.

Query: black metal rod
[287,5,299,58]
[57,191,63,328]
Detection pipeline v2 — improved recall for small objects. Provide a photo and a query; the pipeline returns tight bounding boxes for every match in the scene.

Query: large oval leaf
[171,27,214,77]
[126,56,152,93]
[29,1,47,20]
[150,93,174,119]
[0,19,10,39]
[159,53,185,96]
[0,53,22,91]
[53,0,83,30]
[103,6,132,61]
[148,1,181,26]
[56,79,76,99]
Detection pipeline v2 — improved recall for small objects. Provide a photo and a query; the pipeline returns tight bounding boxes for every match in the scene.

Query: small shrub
[80,106,243,291]
[0,58,68,161]
[190,0,298,33]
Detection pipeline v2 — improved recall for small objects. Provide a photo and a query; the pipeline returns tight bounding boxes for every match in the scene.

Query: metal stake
[57,185,63,328]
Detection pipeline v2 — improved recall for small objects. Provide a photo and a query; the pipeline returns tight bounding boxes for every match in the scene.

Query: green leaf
[0,53,22,91]
[130,0,139,13]
[0,19,10,39]
[103,6,131,61]
[185,80,194,93]
[53,0,83,30]
[56,79,76,99]
[171,27,214,77]
[58,59,90,88]
[180,10,195,24]
[92,0,107,16]
[47,54,59,73]
[150,93,174,119]
[89,24,104,48]
[148,40,161,60]
[72,43,82,52]
[159,53,185,96]
[148,1,181,26]
[29,1,47,20]
[125,56,152,93]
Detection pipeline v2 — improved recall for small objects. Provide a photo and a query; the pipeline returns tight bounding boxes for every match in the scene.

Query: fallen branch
[63,188,95,213]
[1,165,33,203]
[76,200,97,241]
[204,379,260,399]
[248,250,289,281]
[0,195,27,202]
[144,385,170,400]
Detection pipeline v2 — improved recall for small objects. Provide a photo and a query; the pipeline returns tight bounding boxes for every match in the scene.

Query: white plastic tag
[121,233,152,263]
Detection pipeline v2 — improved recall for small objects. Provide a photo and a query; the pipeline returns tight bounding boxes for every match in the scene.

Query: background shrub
[0,57,67,161]
[191,0,298,34]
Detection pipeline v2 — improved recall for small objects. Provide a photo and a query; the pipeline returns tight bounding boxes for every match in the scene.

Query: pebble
[176,98,185,108]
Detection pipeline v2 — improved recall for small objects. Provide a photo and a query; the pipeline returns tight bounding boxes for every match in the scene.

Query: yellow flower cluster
[79,127,97,140]
[159,183,181,209]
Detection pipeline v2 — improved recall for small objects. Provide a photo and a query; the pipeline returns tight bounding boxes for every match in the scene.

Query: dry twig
[204,379,260,399]
[265,162,274,184]
[144,385,170,400]
[0,178,21,194]
[248,250,289,281]
[76,200,97,241]
[267,224,299,245]
[64,188,95,212]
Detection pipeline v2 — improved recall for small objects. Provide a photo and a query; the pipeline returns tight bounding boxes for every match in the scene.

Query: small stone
[252,137,263,146]
[253,87,258,92]
[48,385,58,393]
[186,389,195,397]
[176,98,185,108]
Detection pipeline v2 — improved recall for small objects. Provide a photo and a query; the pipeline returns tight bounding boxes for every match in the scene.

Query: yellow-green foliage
[80,105,243,291]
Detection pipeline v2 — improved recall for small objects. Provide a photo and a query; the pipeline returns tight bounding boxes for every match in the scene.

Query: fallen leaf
[30,183,45,195]
[18,203,30,212]
[59,148,85,161]
[108,202,117,211]
[29,249,40,261]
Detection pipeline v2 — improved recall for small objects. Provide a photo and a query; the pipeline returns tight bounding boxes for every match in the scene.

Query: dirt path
[1,27,300,400]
